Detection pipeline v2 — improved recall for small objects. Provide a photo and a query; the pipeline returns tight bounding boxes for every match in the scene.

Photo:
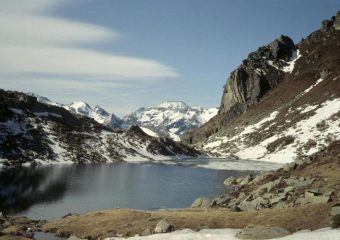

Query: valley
[0,8,340,240]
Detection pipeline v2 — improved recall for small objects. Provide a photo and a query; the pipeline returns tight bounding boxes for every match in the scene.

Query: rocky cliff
[0,90,200,168]
[183,12,340,165]
[183,35,297,145]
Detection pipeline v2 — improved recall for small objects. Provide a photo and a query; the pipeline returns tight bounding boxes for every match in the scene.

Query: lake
[0,158,280,221]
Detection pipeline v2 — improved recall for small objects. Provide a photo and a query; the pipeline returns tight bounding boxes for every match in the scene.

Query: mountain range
[0,91,199,167]
[123,101,218,141]
[36,96,218,141]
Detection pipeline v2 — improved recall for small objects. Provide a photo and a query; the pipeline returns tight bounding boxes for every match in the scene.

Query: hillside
[0,90,200,167]
[183,12,340,164]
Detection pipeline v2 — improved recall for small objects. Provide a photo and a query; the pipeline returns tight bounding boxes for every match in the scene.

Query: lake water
[0,159,280,221]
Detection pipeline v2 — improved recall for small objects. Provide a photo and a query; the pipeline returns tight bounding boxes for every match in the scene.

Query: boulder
[154,219,175,233]
[296,196,330,205]
[235,225,290,239]
[239,200,257,211]
[334,11,340,30]
[331,202,340,216]
[224,176,237,186]
[284,177,315,188]
[305,189,322,197]
[324,190,334,197]
[270,195,286,205]
[239,175,254,187]
[252,197,269,208]
[191,197,212,208]
[251,172,270,184]
[273,201,290,209]
[282,162,297,171]
[331,202,340,228]
[283,186,295,194]
[141,227,152,236]
[211,194,230,207]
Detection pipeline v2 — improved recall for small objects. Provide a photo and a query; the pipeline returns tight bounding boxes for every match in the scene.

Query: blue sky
[0,0,338,116]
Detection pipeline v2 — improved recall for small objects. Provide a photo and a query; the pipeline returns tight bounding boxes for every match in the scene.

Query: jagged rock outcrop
[220,35,295,114]
[183,35,296,144]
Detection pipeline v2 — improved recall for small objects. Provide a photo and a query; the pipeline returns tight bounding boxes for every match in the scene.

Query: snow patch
[8,108,23,115]
[282,50,301,73]
[140,127,158,138]
[303,78,324,94]
[105,227,340,240]
[34,112,63,118]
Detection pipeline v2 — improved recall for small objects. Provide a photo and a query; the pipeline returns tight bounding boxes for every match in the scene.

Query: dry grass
[43,203,332,239]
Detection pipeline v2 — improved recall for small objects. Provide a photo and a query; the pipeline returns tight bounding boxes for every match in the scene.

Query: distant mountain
[123,101,218,141]
[0,90,200,168]
[36,97,123,129]
[35,96,218,140]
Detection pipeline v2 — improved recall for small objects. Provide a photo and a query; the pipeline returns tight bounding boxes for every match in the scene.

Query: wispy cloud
[0,0,179,80]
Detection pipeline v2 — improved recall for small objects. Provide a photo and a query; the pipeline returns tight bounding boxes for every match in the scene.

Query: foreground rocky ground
[193,141,340,212]
[0,214,45,240]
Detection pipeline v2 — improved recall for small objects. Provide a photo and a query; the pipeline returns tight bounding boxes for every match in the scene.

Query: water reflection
[0,161,262,220]
[0,165,71,214]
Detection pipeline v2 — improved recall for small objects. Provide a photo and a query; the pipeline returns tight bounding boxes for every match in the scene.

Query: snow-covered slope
[186,16,340,165]
[36,97,124,129]
[66,101,123,128]
[0,90,200,168]
[123,101,218,141]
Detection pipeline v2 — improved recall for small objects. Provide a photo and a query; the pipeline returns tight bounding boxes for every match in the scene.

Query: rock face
[0,90,200,167]
[220,35,295,115]
[236,225,290,239]
[183,35,296,144]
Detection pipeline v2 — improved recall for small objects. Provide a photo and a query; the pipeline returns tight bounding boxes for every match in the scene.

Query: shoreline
[0,156,282,173]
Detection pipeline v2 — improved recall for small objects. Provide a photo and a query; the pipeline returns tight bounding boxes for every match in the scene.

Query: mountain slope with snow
[0,90,200,168]
[123,101,218,141]
[183,14,340,164]
[36,97,124,129]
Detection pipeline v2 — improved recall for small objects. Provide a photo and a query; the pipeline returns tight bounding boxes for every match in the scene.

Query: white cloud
[0,45,178,79]
[0,0,179,80]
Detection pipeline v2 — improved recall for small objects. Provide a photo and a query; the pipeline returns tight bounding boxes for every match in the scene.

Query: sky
[0,0,338,117]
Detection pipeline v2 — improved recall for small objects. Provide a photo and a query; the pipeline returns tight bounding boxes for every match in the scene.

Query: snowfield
[106,227,340,240]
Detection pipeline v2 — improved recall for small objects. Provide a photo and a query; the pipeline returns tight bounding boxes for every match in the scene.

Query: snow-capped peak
[157,101,188,110]
[124,101,218,141]
[69,101,92,115]
[36,95,123,128]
